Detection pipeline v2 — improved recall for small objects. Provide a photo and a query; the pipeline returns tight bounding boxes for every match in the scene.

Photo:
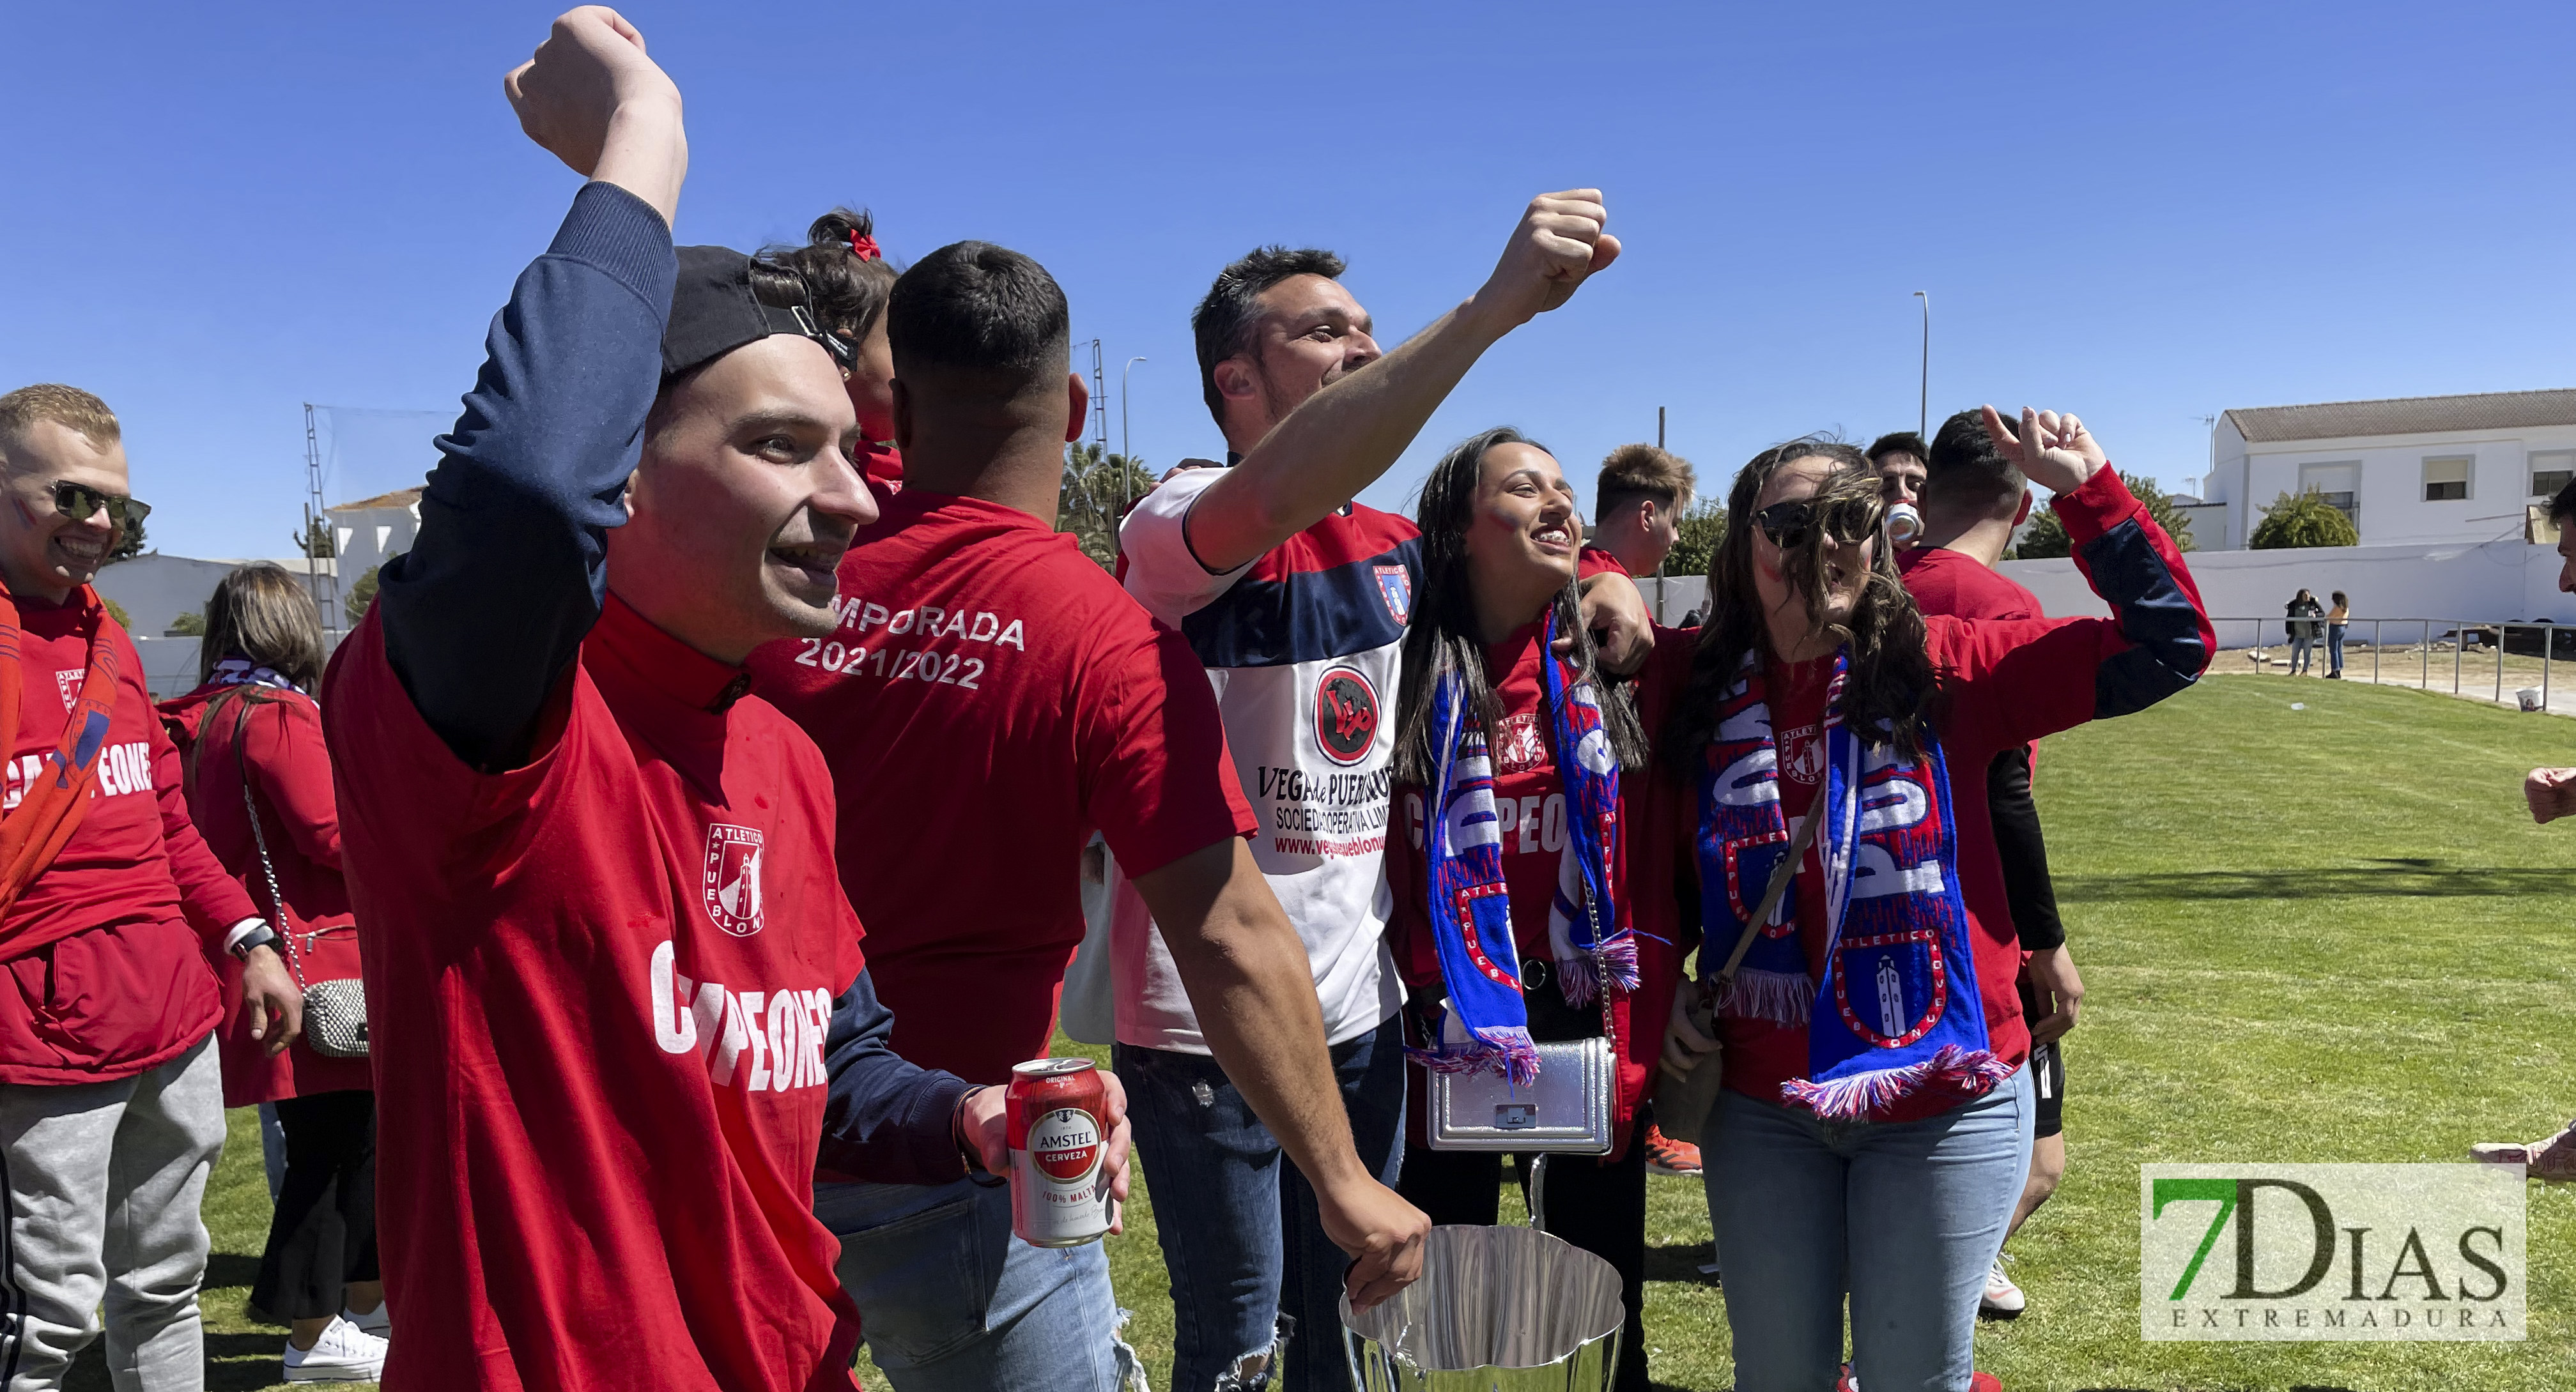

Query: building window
[2531,450,2575,500]
[2297,461,2360,526]
[2421,455,2472,501]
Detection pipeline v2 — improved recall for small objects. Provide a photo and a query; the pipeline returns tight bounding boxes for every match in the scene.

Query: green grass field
[114,674,2576,1390]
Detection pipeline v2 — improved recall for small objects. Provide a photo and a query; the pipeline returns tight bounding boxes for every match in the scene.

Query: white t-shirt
[1110,465,1421,1052]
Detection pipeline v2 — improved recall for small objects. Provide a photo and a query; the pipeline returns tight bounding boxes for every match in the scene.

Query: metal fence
[2211,616,2576,710]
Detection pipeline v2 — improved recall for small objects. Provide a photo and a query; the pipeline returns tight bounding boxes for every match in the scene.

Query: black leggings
[252,1090,378,1321]
[1397,1126,1649,1392]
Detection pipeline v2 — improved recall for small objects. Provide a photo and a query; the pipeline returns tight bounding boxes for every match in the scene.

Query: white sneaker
[285,1315,389,1383]
[343,1302,390,1338]
[1980,1257,2026,1317]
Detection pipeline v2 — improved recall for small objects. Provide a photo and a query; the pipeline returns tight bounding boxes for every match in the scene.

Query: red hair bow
[847,231,882,262]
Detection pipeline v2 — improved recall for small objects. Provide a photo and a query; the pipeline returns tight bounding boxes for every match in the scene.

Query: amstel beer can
[1007,1057,1113,1248]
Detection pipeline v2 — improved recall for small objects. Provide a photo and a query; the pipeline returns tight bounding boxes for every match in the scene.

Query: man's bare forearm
[1186,301,1509,572]
[1134,838,1369,1189]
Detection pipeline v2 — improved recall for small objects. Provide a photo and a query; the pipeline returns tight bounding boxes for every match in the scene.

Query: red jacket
[160,682,369,1106]
[0,600,256,1086]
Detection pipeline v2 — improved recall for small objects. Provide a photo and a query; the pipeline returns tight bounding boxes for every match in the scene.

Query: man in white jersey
[1111,194,1639,1392]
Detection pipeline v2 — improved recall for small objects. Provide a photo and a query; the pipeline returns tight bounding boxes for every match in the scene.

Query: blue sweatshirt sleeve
[374,180,676,772]
[817,968,976,1186]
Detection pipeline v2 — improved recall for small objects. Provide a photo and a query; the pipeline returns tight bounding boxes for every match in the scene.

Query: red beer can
[1006,1057,1113,1248]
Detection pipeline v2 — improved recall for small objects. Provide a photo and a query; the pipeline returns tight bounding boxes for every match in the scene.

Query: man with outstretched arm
[1894,408,2088,1323]
[1110,195,1632,1391]
[318,11,1092,1389]
[750,240,1426,1391]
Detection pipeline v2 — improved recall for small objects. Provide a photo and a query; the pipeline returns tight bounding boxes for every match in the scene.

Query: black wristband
[228,924,280,961]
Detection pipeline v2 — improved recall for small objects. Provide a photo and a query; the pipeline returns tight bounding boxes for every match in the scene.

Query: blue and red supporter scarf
[1415,609,1629,1085]
[1693,650,2010,1117]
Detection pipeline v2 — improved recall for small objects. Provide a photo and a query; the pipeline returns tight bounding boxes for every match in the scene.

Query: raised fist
[1982,405,2107,498]
[504,7,683,187]
[1470,190,1621,331]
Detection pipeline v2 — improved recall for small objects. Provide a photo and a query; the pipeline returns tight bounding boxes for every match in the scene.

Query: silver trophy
[1339,1224,1623,1391]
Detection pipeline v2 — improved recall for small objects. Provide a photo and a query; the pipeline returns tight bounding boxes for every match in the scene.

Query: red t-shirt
[1386,622,1690,1158]
[323,596,864,1392]
[1577,546,1628,580]
[0,598,251,1085]
[1898,546,2040,623]
[751,484,1254,1085]
[859,441,904,492]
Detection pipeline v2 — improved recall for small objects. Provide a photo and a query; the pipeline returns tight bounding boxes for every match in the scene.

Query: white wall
[2205,422,2576,549]
[1997,538,2575,646]
[95,555,334,639]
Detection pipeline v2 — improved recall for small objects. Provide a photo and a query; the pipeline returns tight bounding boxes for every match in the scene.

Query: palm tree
[1057,443,1155,570]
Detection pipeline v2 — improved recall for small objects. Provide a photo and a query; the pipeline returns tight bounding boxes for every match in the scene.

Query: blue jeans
[2289,632,2314,672]
[2328,624,2347,675]
[1701,1066,2033,1392]
[1118,1019,1406,1392]
[813,1175,1143,1391]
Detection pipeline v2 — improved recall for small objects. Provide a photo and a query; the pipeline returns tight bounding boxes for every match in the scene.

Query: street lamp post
[1122,356,1147,514]
[1912,291,1929,440]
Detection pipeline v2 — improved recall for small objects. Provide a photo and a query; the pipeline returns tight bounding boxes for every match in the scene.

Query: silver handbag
[234,700,369,1059]
[1426,891,1619,1156]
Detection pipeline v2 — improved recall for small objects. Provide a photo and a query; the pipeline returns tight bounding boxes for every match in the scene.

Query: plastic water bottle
[1885,501,1924,546]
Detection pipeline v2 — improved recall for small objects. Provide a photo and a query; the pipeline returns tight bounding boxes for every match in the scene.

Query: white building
[327,487,422,579]
[2199,388,2576,550]
[94,553,335,640]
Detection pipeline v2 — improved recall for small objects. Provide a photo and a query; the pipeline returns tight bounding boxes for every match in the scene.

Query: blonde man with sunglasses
[0,384,304,1391]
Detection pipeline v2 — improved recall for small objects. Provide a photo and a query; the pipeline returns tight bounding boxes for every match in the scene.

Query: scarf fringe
[1555,932,1640,1007]
[1720,968,1814,1027]
[1405,1026,1541,1088]
[1777,1045,2014,1120]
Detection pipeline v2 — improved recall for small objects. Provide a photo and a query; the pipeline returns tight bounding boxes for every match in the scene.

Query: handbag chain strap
[1714,799,1826,992]
[229,698,309,995]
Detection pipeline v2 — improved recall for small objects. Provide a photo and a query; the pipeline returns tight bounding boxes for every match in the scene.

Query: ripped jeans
[1118,1018,1406,1392]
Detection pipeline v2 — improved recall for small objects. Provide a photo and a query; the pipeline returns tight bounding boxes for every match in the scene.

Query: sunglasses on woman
[47,482,151,533]
[1752,496,1881,549]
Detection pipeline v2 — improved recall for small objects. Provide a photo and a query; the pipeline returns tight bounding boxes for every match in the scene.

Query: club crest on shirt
[1492,712,1546,776]
[1373,565,1412,625]
[1312,665,1380,767]
[56,669,82,712]
[1780,726,1825,785]
[701,824,766,937]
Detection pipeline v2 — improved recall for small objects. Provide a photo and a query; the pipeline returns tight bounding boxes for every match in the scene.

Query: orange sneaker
[1643,1122,1702,1177]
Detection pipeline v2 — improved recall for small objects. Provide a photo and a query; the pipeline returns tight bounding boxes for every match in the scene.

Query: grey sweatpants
[0,1036,224,1391]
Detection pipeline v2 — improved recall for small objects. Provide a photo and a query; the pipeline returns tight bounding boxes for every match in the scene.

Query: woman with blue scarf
[1383,427,1679,1392]
[1659,411,2210,1391]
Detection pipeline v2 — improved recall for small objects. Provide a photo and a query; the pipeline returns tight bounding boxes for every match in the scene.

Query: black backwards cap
[660,245,854,381]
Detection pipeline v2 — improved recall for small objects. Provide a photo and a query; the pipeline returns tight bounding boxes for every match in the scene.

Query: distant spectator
[1583,443,1696,580]
[2325,590,2350,678]
[2285,588,2324,674]
[1867,431,1929,509]
[162,563,385,1382]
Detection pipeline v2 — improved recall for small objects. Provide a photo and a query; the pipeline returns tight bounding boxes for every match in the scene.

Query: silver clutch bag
[1425,1034,1614,1154]
[300,977,371,1059]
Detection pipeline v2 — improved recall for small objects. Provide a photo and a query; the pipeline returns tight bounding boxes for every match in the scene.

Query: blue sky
[5,1,2570,560]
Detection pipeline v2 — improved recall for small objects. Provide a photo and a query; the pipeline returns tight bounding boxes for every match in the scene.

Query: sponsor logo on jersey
[1313,666,1380,767]
[1492,712,1547,776]
[1780,724,1825,785]
[702,824,766,937]
[56,669,82,712]
[1373,565,1412,625]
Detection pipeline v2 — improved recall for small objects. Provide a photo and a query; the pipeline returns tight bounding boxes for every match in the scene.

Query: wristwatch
[228,923,280,961]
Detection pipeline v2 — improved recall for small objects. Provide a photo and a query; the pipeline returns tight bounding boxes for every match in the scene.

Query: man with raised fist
[321,11,1041,1389]
[1109,195,1631,1391]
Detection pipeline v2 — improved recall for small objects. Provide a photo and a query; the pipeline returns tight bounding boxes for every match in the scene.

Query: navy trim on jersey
[1182,535,1423,669]
[2083,514,2208,719]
